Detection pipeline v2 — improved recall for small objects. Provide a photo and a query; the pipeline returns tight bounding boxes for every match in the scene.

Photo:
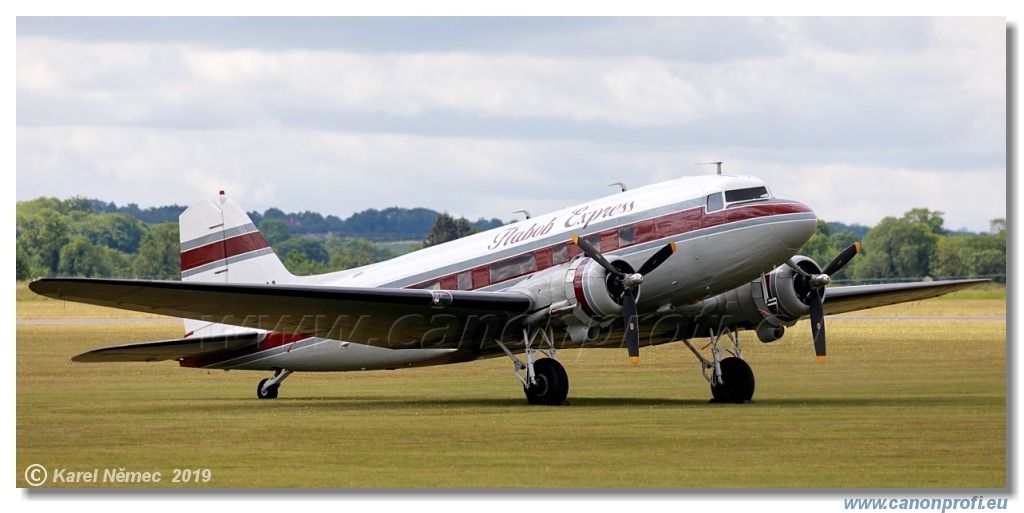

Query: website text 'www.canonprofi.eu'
[844,497,1008,512]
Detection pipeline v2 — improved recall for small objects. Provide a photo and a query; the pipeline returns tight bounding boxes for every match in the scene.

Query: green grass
[16,297,1006,489]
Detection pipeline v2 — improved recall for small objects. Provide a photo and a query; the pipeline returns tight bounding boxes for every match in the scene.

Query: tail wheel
[524,358,569,405]
[710,357,755,403]
[257,378,279,400]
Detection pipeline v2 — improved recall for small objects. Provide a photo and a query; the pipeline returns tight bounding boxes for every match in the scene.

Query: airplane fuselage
[179,175,818,372]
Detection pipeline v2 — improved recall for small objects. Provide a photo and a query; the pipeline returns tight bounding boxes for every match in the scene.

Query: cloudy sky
[15,16,1007,232]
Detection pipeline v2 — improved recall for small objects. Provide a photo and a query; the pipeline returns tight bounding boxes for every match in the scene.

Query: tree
[16,247,33,281]
[423,213,478,248]
[854,213,939,281]
[902,208,946,236]
[276,237,329,264]
[58,236,112,277]
[133,223,180,279]
[930,231,1005,283]
[798,220,860,280]
[24,208,70,274]
[282,249,330,276]
[326,237,392,269]
[258,218,292,246]
[82,213,147,253]
[989,218,1006,236]
[61,196,95,214]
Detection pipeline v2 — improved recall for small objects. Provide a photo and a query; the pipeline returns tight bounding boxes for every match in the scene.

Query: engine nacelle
[677,255,826,343]
[509,256,631,344]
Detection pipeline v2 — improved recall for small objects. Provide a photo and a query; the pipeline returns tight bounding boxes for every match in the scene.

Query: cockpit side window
[706,192,724,213]
[724,186,770,204]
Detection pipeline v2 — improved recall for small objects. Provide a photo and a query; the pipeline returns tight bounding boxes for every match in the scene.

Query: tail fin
[179,191,293,285]
[179,191,291,339]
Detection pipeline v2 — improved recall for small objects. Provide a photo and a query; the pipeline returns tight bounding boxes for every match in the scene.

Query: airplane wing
[30,278,534,351]
[72,332,262,362]
[822,278,991,316]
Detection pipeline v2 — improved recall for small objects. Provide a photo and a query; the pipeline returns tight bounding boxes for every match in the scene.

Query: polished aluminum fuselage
[200,175,818,371]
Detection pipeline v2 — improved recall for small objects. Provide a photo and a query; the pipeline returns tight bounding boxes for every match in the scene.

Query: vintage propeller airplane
[30,174,987,405]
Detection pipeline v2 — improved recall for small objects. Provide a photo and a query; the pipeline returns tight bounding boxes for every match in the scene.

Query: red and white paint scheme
[32,174,986,405]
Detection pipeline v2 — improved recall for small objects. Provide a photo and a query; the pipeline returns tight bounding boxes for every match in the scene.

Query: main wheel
[524,358,569,405]
[710,357,755,403]
[257,378,279,400]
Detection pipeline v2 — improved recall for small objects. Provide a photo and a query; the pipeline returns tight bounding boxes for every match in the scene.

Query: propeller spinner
[572,235,677,364]
[784,242,861,364]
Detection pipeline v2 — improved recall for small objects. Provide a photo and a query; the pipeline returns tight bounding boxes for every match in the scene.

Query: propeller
[572,235,677,364]
[785,242,861,364]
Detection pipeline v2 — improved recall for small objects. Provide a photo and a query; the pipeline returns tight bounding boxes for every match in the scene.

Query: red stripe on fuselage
[182,200,812,368]
[407,200,812,290]
[180,231,271,272]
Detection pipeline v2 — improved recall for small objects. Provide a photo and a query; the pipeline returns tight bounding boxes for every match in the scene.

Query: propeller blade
[622,290,640,364]
[809,291,826,364]
[822,242,861,276]
[785,258,813,278]
[637,241,677,276]
[572,235,624,278]
[571,235,678,365]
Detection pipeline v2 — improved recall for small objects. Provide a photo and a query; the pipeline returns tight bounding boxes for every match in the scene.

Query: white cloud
[15,17,1007,232]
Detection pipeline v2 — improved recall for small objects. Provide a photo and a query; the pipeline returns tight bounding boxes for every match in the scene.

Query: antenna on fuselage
[608,182,627,192]
[513,210,532,220]
[696,162,724,175]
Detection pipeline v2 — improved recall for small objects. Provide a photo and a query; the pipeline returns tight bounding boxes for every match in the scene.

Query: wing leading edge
[822,279,992,316]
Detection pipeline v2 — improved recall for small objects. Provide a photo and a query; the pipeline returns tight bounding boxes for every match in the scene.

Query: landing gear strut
[257,368,292,400]
[496,326,570,405]
[682,327,755,403]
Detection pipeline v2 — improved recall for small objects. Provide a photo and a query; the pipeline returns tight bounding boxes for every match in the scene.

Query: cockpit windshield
[724,186,771,204]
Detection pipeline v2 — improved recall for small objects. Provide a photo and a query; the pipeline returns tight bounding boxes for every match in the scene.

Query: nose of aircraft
[773,202,818,251]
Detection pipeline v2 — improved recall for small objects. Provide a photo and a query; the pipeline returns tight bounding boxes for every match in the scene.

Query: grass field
[16,285,1007,489]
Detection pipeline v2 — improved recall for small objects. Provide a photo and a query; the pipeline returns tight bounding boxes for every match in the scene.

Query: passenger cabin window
[417,280,441,290]
[552,245,568,265]
[724,186,770,204]
[489,253,537,283]
[583,234,601,252]
[706,192,724,212]
[618,227,635,247]
[456,271,473,290]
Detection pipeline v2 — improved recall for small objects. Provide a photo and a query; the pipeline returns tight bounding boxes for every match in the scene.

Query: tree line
[800,208,1005,284]
[16,197,497,280]
[85,197,504,240]
[17,197,1005,285]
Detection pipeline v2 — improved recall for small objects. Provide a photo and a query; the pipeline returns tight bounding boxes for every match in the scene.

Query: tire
[710,357,755,403]
[257,378,279,400]
[524,358,569,405]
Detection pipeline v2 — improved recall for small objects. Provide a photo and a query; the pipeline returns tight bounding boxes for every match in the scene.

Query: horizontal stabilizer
[73,332,261,363]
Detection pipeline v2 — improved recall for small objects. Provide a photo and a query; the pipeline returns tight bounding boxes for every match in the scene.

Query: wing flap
[73,332,262,362]
[823,279,991,316]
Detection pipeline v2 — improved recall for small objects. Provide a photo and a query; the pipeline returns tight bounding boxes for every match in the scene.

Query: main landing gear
[682,327,755,403]
[256,368,292,399]
[496,326,570,405]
